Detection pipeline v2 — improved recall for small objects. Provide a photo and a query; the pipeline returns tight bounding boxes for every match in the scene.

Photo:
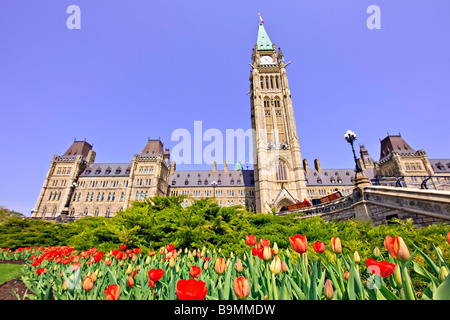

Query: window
[86,193,90,202]
[49,192,53,201]
[95,170,101,175]
[204,180,208,185]
[94,209,99,217]
[330,178,335,184]
[276,161,287,181]
[105,209,110,218]
[260,76,264,89]
[185,180,189,185]
[105,169,111,175]
[120,192,124,201]
[230,180,234,185]
[90,193,94,201]
[198,180,202,185]
[237,180,241,185]
[107,193,111,201]
[101,193,105,201]
[275,76,279,89]
[126,169,130,174]
[172,180,176,186]
[115,169,121,174]
[52,208,57,217]
[97,193,101,201]
[317,178,323,184]
[85,170,91,175]
[136,191,139,200]
[42,207,47,217]
[337,177,343,184]
[218,180,221,185]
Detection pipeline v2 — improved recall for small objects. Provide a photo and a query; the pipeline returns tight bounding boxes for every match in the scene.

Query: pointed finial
[258,12,264,24]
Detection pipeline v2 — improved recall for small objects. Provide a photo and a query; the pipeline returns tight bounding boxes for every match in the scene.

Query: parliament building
[31,23,449,220]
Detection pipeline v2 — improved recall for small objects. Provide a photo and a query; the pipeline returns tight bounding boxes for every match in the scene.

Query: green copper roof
[234,161,243,171]
[257,23,273,50]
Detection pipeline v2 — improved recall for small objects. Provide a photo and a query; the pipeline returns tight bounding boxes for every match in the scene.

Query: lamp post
[344,130,363,174]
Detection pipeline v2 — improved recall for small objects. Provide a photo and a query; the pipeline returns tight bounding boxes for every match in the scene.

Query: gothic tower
[250,21,307,212]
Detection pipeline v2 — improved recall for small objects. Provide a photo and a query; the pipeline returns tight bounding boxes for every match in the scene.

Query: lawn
[0,264,23,285]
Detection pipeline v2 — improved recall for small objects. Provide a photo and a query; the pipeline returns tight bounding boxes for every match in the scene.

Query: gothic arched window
[276,160,287,181]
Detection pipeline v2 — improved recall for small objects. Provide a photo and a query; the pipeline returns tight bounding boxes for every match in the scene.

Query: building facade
[31,22,449,220]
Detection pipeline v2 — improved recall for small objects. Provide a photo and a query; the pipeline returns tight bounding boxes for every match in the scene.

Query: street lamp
[344,130,363,173]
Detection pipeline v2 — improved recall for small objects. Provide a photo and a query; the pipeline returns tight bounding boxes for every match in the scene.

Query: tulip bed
[1,232,449,300]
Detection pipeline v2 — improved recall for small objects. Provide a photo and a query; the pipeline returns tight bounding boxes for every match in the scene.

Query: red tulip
[176,279,208,300]
[245,235,257,246]
[148,268,165,282]
[330,237,342,254]
[289,234,308,254]
[312,241,325,253]
[166,244,175,252]
[233,277,250,299]
[260,239,270,248]
[366,258,395,278]
[120,245,126,250]
[384,235,410,262]
[189,265,201,278]
[447,232,450,246]
[104,284,120,300]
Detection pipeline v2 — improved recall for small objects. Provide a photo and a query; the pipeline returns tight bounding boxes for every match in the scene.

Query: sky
[0,0,449,215]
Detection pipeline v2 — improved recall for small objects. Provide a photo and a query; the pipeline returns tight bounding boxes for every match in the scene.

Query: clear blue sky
[1,1,449,215]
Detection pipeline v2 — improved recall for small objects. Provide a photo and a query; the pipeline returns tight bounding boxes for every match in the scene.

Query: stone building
[30,22,449,220]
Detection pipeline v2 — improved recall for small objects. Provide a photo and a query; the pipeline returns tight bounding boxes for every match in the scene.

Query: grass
[0,264,23,285]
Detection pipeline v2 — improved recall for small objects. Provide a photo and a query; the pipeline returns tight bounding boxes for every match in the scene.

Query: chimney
[314,159,321,173]
[224,160,228,173]
[213,160,217,174]
[303,159,309,173]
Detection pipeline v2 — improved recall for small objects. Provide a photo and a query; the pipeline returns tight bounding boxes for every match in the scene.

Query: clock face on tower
[260,55,273,64]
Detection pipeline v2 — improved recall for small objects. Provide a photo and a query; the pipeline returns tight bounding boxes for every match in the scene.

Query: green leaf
[378,285,400,300]
[434,274,450,300]
[412,244,439,276]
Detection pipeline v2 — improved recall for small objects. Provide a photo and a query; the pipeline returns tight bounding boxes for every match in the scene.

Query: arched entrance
[275,197,295,212]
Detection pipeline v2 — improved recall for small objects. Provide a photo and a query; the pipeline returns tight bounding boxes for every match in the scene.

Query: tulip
[344,271,350,281]
[148,268,165,282]
[126,264,132,275]
[82,276,94,291]
[447,232,450,246]
[203,260,209,270]
[176,279,208,300]
[234,258,243,272]
[127,275,134,288]
[373,246,381,258]
[366,258,395,278]
[233,277,250,300]
[245,235,257,246]
[263,246,273,261]
[120,245,126,250]
[324,279,334,300]
[270,256,282,274]
[169,256,175,268]
[215,257,227,275]
[330,237,342,254]
[289,234,308,254]
[62,281,68,291]
[104,284,120,300]
[393,264,402,287]
[260,239,270,248]
[439,266,449,282]
[190,265,201,278]
[273,242,279,255]
[312,241,325,253]
[149,279,155,289]
[91,271,97,282]
[145,256,151,265]
[281,261,288,272]
[384,235,410,262]
[354,251,360,263]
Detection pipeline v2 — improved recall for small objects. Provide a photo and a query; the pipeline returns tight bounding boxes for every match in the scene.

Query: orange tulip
[281,261,288,272]
[127,275,134,288]
[104,284,120,300]
[289,234,308,254]
[233,277,250,300]
[189,265,201,278]
[215,257,226,275]
[384,235,410,262]
[82,276,94,291]
[234,258,243,272]
[330,237,342,254]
